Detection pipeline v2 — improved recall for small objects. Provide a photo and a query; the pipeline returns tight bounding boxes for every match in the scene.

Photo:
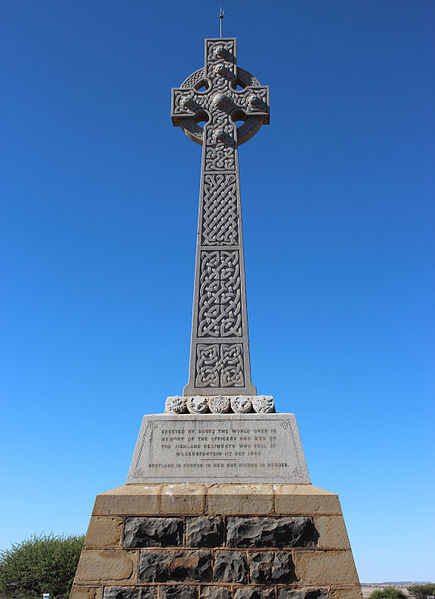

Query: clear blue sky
[1,0,434,583]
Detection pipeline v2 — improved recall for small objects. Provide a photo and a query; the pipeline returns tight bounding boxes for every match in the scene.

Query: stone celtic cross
[171,38,269,396]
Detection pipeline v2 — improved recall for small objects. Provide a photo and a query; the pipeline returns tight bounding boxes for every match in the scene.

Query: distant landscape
[361,583,434,598]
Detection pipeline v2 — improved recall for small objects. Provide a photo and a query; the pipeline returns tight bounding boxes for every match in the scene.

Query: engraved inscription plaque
[127,414,310,484]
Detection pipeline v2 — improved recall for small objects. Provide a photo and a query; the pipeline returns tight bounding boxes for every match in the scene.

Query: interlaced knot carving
[171,38,269,395]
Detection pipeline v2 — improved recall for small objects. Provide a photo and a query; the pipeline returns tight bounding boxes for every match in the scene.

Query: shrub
[0,533,84,599]
[408,585,435,599]
[369,589,407,599]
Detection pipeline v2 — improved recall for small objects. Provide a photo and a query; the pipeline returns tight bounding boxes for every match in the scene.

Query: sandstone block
[186,517,224,547]
[138,549,212,582]
[274,486,340,515]
[75,550,135,583]
[227,517,317,548]
[160,484,205,514]
[294,551,359,585]
[124,518,183,548]
[234,588,275,599]
[249,551,296,583]
[213,550,248,582]
[84,517,122,549]
[201,587,231,599]
[160,586,199,599]
[70,586,101,599]
[103,587,157,599]
[207,485,273,515]
[330,588,362,599]
[93,485,160,516]
[314,516,350,550]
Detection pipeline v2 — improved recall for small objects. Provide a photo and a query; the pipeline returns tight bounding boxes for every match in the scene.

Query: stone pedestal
[70,484,362,599]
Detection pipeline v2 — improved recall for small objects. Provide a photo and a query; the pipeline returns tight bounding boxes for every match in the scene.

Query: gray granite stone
[249,551,296,583]
[124,518,183,548]
[127,414,310,484]
[226,517,317,548]
[277,591,329,599]
[201,587,232,599]
[233,589,274,599]
[138,550,212,582]
[160,587,198,599]
[213,550,248,583]
[103,588,157,599]
[186,517,224,547]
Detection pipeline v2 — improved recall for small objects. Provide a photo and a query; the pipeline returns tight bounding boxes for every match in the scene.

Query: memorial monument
[71,34,362,599]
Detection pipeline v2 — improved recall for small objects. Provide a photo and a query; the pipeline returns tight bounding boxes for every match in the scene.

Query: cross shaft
[171,38,270,395]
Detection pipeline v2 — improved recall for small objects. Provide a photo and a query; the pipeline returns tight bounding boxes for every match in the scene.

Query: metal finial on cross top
[171,38,270,395]
[219,8,224,38]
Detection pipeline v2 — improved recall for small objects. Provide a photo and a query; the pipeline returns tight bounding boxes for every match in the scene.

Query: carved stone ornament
[252,395,275,413]
[187,396,209,413]
[231,396,253,413]
[171,38,270,397]
[165,396,187,414]
[164,396,275,414]
[208,395,231,413]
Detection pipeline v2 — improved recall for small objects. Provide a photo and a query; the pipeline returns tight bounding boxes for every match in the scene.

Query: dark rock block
[226,517,318,548]
[160,586,198,599]
[201,587,232,599]
[278,590,328,599]
[186,517,224,547]
[214,550,248,583]
[139,550,212,582]
[234,588,274,599]
[249,551,296,583]
[124,518,183,548]
[103,587,157,599]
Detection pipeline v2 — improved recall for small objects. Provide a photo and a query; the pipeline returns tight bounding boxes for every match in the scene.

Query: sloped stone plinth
[70,484,361,599]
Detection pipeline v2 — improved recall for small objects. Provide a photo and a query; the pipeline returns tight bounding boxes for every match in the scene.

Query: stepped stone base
[70,484,361,599]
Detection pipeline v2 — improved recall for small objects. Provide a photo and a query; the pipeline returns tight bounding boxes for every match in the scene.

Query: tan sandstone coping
[92,483,342,517]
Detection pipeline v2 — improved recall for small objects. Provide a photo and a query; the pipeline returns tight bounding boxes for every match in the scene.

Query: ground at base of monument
[127,413,310,484]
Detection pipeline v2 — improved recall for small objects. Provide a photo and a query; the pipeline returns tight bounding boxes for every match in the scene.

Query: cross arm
[171,88,209,127]
[230,85,270,125]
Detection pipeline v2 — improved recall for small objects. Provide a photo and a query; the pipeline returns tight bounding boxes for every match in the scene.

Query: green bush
[408,585,435,599]
[369,588,407,599]
[0,533,84,599]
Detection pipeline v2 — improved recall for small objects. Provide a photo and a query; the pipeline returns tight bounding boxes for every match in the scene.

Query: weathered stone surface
[186,517,224,547]
[274,485,340,515]
[207,484,274,514]
[70,586,101,599]
[294,551,359,585]
[314,516,350,549]
[227,517,318,548]
[103,587,157,599]
[160,586,198,599]
[75,550,135,583]
[233,588,275,599]
[330,589,362,599]
[124,518,183,548]
[277,590,329,599]
[213,550,248,583]
[160,484,205,515]
[84,517,122,549]
[201,587,231,599]
[139,550,212,582]
[92,485,160,516]
[249,551,296,583]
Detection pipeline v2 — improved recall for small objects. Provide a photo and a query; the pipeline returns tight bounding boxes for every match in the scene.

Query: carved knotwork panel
[201,173,238,246]
[198,250,241,338]
[195,343,245,388]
